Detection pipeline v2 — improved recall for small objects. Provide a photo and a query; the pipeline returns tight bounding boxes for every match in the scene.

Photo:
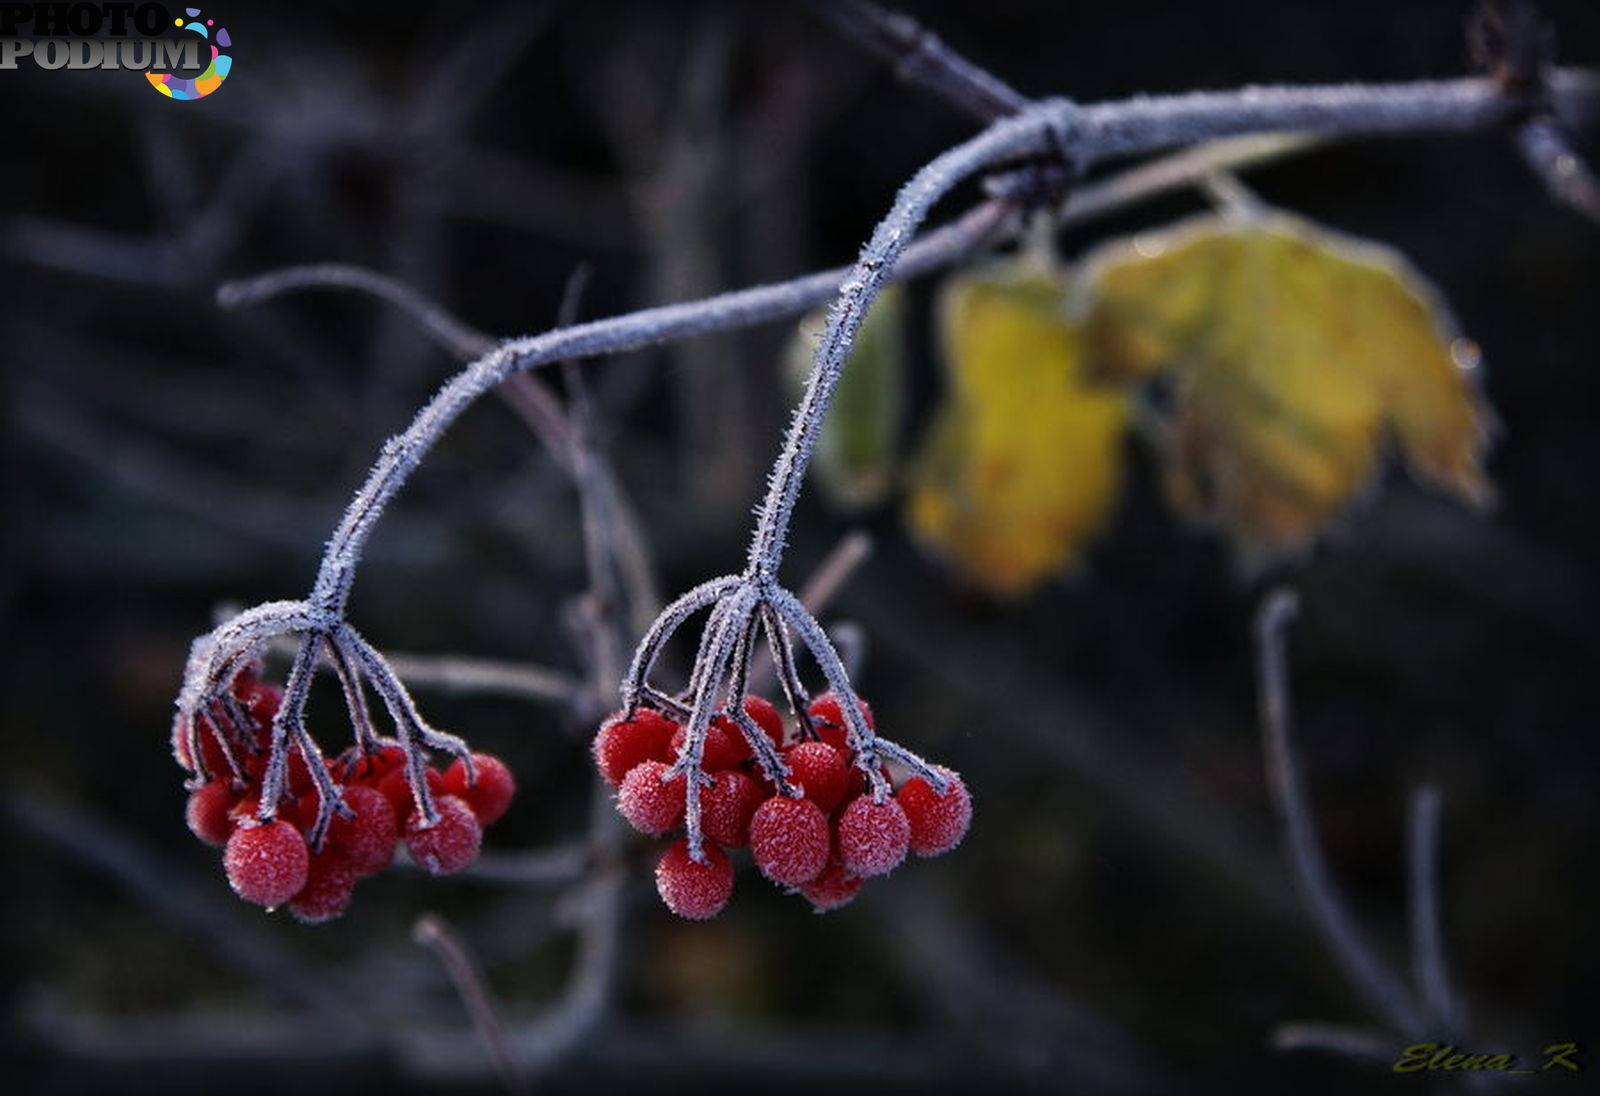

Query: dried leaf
[789,285,906,510]
[905,257,1130,598]
[1082,213,1492,555]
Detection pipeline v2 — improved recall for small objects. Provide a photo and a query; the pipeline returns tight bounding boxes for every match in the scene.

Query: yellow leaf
[788,285,905,511]
[1081,213,1492,555]
[905,257,1130,598]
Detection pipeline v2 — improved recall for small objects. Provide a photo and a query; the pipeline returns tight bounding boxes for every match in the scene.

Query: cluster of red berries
[177,668,515,922]
[592,692,970,919]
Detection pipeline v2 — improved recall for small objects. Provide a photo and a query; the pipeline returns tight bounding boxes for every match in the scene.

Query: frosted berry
[405,795,482,875]
[836,795,910,878]
[325,784,399,877]
[615,760,687,836]
[444,752,516,825]
[378,763,445,817]
[807,692,874,752]
[341,744,405,786]
[186,780,237,847]
[897,767,972,856]
[671,720,748,771]
[749,795,830,885]
[592,709,677,786]
[741,695,785,748]
[224,820,310,907]
[700,769,763,847]
[800,854,866,913]
[289,852,357,924]
[655,838,734,919]
[239,679,282,735]
[785,740,849,812]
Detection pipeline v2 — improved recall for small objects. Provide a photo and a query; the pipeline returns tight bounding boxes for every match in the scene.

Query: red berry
[784,741,849,812]
[671,720,748,771]
[806,692,874,753]
[179,713,236,779]
[378,763,445,817]
[325,784,399,877]
[289,852,357,924]
[186,780,237,847]
[285,743,318,796]
[615,761,687,836]
[897,767,972,856]
[749,795,830,885]
[799,854,866,913]
[836,795,910,878]
[655,838,733,919]
[443,753,516,825]
[741,695,785,748]
[405,795,482,875]
[342,744,405,785]
[224,820,310,907]
[238,679,282,738]
[700,769,763,847]
[592,709,677,786]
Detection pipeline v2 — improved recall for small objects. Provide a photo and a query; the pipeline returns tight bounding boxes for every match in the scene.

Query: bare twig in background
[1514,117,1600,221]
[1254,589,1423,1036]
[413,914,530,1096]
[217,264,495,360]
[463,845,591,887]
[811,0,1028,122]
[382,652,582,705]
[1407,784,1462,1037]
[1272,1021,1399,1064]
[749,530,873,689]
[6,784,353,1021]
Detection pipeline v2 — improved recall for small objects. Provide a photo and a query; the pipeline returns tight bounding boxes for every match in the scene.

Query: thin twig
[1514,118,1600,222]
[1407,784,1460,1035]
[1254,589,1423,1036]
[382,652,583,705]
[811,0,1028,122]
[749,530,874,688]
[1272,1021,1398,1064]
[6,784,351,1021]
[413,914,530,1096]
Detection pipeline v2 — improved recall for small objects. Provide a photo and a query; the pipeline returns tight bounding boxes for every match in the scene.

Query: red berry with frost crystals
[897,767,972,856]
[655,838,733,919]
[325,784,398,877]
[285,743,318,795]
[806,692,874,752]
[240,679,281,736]
[289,852,357,924]
[378,763,445,817]
[592,709,677,786]
[343,744,405,785]
[224,820,310,907]
[671,720,747,771]
[700,769,763,847]
[444,753,516,825]
[749,795,830,885]
[785,740,849,812]
[186,780,237,846]
[836,794,911,878]
[615,761,687,835]
[800,854,865,913]
[405,795,482,875]
[741,695,785,748]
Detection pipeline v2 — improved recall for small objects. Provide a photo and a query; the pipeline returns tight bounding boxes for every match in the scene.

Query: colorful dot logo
[147,8,231,100]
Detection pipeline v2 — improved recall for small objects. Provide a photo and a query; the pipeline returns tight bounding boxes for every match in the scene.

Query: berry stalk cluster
[597,682,969,918]
[176,658,514,920]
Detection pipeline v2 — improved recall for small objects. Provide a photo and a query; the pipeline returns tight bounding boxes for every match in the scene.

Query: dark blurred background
[3,1,1598,1092]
